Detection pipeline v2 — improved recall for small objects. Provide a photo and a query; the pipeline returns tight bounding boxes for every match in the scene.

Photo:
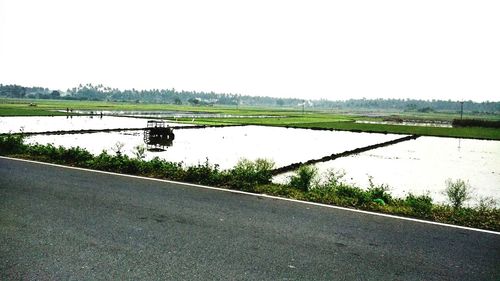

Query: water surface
[0,116,182,134]
[277,137,500,205]
[27,126,400,169]
[6,114,497,205]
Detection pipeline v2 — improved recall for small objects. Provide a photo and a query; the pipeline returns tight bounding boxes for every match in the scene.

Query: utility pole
[460,101,464,120]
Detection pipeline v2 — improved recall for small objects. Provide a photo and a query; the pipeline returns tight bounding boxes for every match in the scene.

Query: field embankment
[271,135,420,175]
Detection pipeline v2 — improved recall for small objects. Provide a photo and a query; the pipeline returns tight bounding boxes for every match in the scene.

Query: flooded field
[0,116,182,134]
[3,115,499,204]
[26,126,400,169]
[289,137,500,205]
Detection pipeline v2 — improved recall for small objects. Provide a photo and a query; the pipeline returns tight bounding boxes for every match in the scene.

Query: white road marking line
[1,156,499,235]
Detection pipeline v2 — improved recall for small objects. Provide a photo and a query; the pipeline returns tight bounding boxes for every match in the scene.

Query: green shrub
[367,177,392,204]
[24,143,49,157]
[90,151,121,171]
[59,146,93,164]
[230,158,275,191]
[445,179,472,209]
[405,193,433,218]
[252,158,275,181]
[117,156,143,174]
[307,169,348,204]
[289,165,318,191]
[432,205,500,231]
[477,197,497,213]
[0,134,26,154]
[133,144,147,159]
[184,159,224,185]
[334,184,370,206]
[318,169,345,189]
[140,157,184,179]
[160,162,185,180]
[111,141,125,156]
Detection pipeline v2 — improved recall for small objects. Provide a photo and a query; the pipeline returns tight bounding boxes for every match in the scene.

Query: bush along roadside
[0,134,499,232]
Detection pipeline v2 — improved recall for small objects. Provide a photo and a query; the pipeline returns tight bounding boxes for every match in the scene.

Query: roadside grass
[1,134,498,232]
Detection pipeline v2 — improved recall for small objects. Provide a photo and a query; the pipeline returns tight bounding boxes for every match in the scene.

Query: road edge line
[2,156,499,236]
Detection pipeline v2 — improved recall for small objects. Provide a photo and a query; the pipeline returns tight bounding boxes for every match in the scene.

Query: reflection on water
[144,121,175,151]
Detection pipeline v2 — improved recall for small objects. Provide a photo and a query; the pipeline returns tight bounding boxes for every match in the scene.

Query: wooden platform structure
[143,120,175,151]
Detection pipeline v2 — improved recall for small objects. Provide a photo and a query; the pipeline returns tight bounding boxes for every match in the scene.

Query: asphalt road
[1,157,499,280]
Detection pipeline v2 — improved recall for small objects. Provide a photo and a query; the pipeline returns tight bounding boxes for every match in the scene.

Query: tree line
[1,83,498,113]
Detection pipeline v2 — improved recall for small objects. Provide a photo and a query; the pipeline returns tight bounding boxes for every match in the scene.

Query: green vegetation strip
[286,121,500,140]
[1,98,499,140]
[0,98,299,116]
[1,134,498,232]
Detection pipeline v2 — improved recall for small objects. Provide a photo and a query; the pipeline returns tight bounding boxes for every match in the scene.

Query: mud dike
[1,124,237,136]
[271,135,420,175]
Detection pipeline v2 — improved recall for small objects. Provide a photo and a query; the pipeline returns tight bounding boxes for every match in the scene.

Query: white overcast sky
[0,0,499,101]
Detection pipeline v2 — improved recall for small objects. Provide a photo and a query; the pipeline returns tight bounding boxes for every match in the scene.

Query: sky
[0,0,499,102]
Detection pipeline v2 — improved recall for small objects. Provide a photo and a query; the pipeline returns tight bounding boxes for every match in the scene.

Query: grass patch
[452,118,500,128]
[284,121,500,140]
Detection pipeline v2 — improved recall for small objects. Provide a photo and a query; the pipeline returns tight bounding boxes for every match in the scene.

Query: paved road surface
[1,157,499,280]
